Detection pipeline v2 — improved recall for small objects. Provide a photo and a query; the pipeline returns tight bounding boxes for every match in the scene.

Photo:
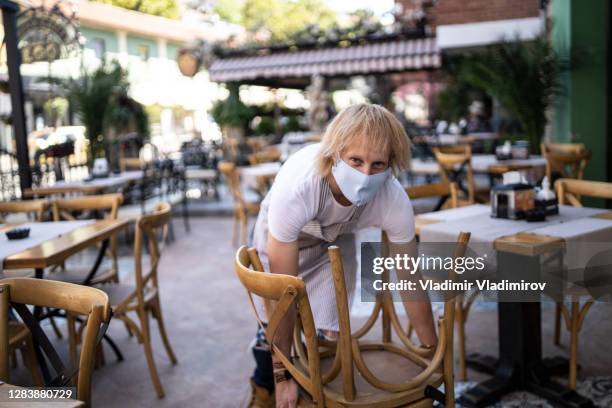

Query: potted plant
[458,36,570,153]
[211,82,254,141]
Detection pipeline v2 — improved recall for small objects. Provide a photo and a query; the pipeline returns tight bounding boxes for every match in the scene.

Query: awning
[208,37,440,86]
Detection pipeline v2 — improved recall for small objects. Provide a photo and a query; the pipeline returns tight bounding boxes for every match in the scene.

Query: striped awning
[209,37,440,83]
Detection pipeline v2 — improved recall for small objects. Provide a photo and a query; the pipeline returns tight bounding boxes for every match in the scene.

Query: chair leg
[241,213,248,246]
[456,303,467,381]
[554,302,562,346]
[232,213,239,247]
[48,313,63,339]
[568,301,579,390]
[67,313,78,369]
[23,337,44,386]
[138,308,165,398]
[10,349,17,369]
[152,298,177,365]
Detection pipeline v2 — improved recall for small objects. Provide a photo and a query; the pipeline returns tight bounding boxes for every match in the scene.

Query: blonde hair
[316,103,411,176]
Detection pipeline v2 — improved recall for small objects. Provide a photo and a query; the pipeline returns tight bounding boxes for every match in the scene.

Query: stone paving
[8,213,612,407]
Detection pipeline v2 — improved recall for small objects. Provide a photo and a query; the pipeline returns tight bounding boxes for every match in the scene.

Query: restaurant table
[24,171,143,197]
[410,154,546,178]
[414,133,499,147]
[0,383,84,407]
[239,162,281,195]
[417,204,612,407]
[1,219,129,382]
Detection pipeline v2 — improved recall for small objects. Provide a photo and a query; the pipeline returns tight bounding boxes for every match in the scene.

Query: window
[137,45,150,61]
[90,38,106,59]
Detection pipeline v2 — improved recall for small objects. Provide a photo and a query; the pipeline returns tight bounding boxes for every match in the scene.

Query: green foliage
[62,61,149,160]
[253,116,275,135]
[284,115,301,132]
[211,82,255,129]
[458,36,569,149]
[43,97,69,126]
[95,0,180,19]
[217,0,336,42]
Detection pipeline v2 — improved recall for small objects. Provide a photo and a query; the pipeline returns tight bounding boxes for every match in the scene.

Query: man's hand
[275,378,298,408]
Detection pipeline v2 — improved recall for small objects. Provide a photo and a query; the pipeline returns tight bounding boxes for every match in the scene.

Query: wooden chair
[406,181,459,212]
[0,278,110,407]
[235,232,471,407]
[0,199,49,223]
[247,147,281,165]
[404,182,473,380]
[541,143,591,183]
[89,202,177,398]
[218,161,260,246]
[552,179,612,389]
[433,145,477,205]
[49,193,123,285]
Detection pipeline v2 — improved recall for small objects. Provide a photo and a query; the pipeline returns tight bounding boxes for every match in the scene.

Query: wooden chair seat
[47,266,118,286]
[318,347,443,405]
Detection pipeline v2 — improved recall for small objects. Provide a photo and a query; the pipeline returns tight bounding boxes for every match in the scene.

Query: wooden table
[3,219,129,277]
[417,205,612,407]
[24,171,142,197]
[0,383,83,407]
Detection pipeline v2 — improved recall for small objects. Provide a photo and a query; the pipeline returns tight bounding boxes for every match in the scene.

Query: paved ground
[9,213,612,407]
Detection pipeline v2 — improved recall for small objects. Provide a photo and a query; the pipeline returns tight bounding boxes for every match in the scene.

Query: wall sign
[17,4,81,64]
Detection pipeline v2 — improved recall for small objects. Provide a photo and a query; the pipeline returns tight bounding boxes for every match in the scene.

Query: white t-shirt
[265,143,415,243]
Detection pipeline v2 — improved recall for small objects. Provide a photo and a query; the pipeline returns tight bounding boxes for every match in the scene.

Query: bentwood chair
[218,161,260,246]
[0,199,49,223]
[88,202,177,398]
[433,145,477,205]
[49,193,123,285]
[235,231,471,407]
[551,179,612,389]
[406,181,459,213]
[0,278,110,407]
[247,147,281,166]
[405,182,473,380]
[541,143,591,183]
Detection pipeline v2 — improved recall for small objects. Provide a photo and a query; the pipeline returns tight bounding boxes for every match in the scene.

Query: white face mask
[331,159,390,206]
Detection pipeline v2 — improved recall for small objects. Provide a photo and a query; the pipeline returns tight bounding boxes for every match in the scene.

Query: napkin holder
[491,172,535,220]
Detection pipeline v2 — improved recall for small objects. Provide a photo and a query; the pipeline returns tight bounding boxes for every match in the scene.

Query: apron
[251,177,367,331]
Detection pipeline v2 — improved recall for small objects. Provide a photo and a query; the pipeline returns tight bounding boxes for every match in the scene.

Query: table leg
[82,239,109,286]
[457,251,595,408]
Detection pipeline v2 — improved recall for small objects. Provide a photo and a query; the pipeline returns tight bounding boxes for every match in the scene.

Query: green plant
[459,36,570,151]
[62,60,149,162]
[211,82,254,130]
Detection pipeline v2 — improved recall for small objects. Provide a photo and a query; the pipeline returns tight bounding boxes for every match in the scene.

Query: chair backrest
[541,143,591,181]
[0,200,49,222]
[406,181,459,210]
[218,161,245,206]
[133,202,172,301]
[235,231,471,407]
[52,193,123,221]
[433,145,475,204]
[234,247,324,404]
[247,148,281,165]
[0,278,110,406]
[555,179,612,207]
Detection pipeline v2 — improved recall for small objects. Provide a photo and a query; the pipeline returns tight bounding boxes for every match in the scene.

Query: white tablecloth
[50,171,142,190]
[239,162,282,191]
[410,155,546,178]
[0,220,93,273]
[419,205,612,273]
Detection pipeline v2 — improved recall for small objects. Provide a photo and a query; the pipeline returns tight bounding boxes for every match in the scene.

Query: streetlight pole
[1,0,32,193]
